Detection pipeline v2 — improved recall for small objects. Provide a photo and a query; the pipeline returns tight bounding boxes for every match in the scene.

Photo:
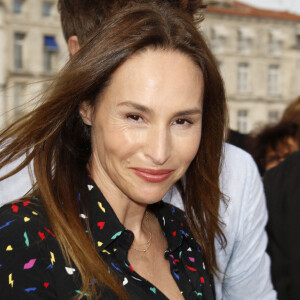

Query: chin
[133,187,170,204]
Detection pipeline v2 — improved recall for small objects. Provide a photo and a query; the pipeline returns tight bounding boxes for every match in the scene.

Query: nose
[144,125,171,165]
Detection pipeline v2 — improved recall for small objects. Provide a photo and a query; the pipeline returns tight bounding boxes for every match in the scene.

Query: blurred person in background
[281,96,300,126]
[227,129,249,152]
[264,150,300,300]
[263,96,300,299]
[248,122,299,175]
[0,1,276,299]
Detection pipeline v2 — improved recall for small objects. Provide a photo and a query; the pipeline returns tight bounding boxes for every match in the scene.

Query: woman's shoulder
[0,196,48,223]
[0,197,75,297]
[0,197,54,248]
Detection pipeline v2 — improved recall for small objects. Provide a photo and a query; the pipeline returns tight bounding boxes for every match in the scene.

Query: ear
[67,35,80,56]
[79,101,93,126]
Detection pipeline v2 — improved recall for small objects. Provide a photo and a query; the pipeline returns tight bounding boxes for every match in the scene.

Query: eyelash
[173,119,193,126]
[126,114,193,126]
[126,114,143,122]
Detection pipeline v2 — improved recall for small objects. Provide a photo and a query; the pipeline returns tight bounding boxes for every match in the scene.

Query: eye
[173,119,192,125]
[126,114,143,122]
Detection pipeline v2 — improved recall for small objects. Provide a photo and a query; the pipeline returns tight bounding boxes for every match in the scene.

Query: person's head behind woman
[0,2,226,298]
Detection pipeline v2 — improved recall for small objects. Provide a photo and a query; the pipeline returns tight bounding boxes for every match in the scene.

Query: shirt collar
[82,177,196,253]
[82,177,126,252]
[150,201,197,253]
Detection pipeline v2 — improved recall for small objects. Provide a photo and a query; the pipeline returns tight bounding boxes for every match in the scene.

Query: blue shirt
[164,144,277,300]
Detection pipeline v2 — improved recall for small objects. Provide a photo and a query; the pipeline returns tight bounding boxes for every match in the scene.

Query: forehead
[114,48,202,82]
[100,49,204,110]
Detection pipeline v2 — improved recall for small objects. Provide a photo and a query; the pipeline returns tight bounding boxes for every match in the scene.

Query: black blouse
[0,178,215,299]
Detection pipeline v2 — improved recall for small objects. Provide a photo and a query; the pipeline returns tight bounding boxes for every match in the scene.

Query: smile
[130,168,174,183]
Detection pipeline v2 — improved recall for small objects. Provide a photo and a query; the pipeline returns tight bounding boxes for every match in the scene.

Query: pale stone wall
[200,5,300,133]
[0,0,68,128]
[1,0,299,134]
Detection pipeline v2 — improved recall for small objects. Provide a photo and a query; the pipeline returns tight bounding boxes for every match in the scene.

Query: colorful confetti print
[0,178,214,299]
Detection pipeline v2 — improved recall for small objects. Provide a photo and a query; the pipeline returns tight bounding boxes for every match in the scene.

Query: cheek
[186,138,201,163]
[175,130,202,166]
[94,122,142,164]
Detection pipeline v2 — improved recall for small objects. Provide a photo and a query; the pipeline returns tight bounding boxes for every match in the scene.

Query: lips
[130,168,174,183]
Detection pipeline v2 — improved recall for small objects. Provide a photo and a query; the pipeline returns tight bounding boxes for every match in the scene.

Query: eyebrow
[118,101,202,117]
[118,101,151,114]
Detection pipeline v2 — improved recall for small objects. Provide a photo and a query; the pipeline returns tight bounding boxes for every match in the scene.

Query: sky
[239,0,300,15]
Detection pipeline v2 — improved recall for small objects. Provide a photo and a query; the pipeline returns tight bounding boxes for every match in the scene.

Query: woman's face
[80,49,204,206]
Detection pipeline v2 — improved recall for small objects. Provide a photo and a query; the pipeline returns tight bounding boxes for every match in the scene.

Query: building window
[14,83,25,117]
[42,1,53,17]
[268,110,279,123]
[237,28,254,55]
[44,36,59,72]
[269,30,284,56]
[268,64,280,95]
[237,110,248,133]
[295,34,300,48]
[211,25,228,53]
[14,33,25,70]
[296,25,300,48]
[216,60,223,72]
[212,33,226,53]
[13,0,23,14]
[237,62,250,93]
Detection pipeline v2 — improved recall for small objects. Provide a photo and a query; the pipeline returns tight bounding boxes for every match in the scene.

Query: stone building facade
[0,0,300,133]
[201,0,300,133]
[0,0,67,128]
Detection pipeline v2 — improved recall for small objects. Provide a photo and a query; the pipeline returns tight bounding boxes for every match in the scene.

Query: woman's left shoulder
[0,197,49,233]
[0,196,55,253]
[0,197,76,298]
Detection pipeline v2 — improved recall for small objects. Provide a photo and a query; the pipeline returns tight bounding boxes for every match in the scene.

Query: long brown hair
[0,2,227,298]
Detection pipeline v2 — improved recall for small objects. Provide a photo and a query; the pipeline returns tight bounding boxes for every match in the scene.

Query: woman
[0,2,226,299]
